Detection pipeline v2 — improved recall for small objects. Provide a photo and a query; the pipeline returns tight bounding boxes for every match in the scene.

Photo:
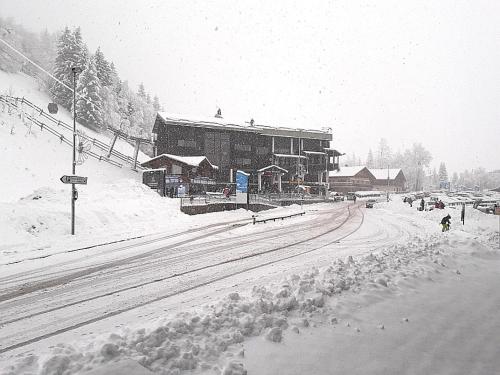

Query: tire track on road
[0,205,363,354]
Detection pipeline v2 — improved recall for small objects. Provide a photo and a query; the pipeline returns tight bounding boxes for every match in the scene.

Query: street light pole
[387,165,390,201]
[71,66,82,235]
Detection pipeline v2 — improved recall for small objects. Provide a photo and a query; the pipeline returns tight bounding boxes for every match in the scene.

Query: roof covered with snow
[369,168,403,180]
[155,112,332,141]
[329,166,370,178]
[141,153,218,169]
[257,164,288,173]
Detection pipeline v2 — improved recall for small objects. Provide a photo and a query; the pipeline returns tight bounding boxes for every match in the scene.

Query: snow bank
[4,227,468,375]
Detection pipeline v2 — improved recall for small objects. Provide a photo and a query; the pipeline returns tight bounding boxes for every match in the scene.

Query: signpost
[236,170,249,206]
[60,174,88,235]
[60,175,88,185]
[495,205,500,249]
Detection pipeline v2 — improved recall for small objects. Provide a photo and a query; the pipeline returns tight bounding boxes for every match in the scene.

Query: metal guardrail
[252,211,305,224]
[179,193,331,208]
[0,95,124,168]
[0,95,145,170]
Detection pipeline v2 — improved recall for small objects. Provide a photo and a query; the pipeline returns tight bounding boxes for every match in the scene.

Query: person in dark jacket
[441,214,451,232]
[420,198,425,211]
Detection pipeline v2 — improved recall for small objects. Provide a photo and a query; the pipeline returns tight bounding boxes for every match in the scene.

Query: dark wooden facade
[141,154,217,196]
[152,113,340,192]
[329,167,407,193]
[329,167,376,193]
[371,170,407,192]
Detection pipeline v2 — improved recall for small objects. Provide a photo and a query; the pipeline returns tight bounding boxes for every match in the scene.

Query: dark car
[346,192,356,201]
[366,199,377,208]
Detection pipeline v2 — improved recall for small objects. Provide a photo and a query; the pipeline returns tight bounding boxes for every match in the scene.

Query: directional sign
[60,175,88,185]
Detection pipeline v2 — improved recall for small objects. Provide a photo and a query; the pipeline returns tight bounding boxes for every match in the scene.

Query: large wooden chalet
[329,166,407,193]
[151,111,341,193]
[370,168,407,192]
[328,166,376,193]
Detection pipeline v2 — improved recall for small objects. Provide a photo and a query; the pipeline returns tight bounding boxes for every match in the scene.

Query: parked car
[329,192,345,201]
[366,199,377,208]
[475,203,495,214]
[346,192,356,201]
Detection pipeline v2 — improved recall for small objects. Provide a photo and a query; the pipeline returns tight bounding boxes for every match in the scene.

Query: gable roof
[257,164,288,173]
[369,168,403,180]
[141,153,217,169]
[329,166,372,178]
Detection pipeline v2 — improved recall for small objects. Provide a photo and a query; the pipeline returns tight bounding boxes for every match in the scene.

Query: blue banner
[236,170,249,193]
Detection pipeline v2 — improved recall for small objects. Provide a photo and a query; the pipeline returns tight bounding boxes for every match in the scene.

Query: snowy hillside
[0,71,178,252]
[0,70,150,200]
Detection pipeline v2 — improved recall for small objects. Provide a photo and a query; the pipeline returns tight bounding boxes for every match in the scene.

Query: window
[275,148,289,154]
[205,132,230,167]
[172,164,182,175]
[235,158,252,166]
[177,139,197,148]
[234,144,251,152]
[256,146,268,155]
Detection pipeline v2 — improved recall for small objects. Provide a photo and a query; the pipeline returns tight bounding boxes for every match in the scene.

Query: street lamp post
[71,66,82,235]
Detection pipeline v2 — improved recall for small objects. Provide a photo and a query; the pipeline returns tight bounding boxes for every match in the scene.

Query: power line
[0,36,99,110]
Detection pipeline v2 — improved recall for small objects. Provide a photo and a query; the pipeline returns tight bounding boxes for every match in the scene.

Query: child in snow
[441,214,451,232]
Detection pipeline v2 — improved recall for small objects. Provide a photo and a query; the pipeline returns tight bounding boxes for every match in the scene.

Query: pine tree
[153,95,161,112]
[451,172,458,188]
[137,83,146,99]
[72,27,88,71]
[50,27,76,109]
[75,57,103,131]
[431,167,439,189]
[438,162,448,183]
[94,47,112,86]
[366,149,375,168]
[109,62,120,88]
[375,138,392,168]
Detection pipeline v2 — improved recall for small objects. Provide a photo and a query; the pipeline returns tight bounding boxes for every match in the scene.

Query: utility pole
[71,66,82,235]
[387,165,390,202]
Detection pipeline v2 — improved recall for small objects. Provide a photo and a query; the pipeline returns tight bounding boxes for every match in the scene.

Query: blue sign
[236,170,249,193]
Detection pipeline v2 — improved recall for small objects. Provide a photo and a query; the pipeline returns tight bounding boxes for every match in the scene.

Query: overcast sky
[1,0,499,174]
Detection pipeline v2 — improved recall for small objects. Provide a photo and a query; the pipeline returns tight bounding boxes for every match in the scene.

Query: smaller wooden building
[328,166,376,193]
[141,154,218,196]
[369,168,407,192]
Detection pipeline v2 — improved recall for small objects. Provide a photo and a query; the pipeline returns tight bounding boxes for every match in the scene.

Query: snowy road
[0,202,393,355]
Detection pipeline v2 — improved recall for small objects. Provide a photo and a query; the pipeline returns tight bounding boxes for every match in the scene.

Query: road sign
[60,175,88,185]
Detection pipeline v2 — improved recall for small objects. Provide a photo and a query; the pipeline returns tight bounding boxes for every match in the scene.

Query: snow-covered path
[0,202,382,355]
[2,199,497,375]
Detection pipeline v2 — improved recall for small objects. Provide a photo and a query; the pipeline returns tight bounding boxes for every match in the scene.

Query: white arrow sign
[60,175,88,185]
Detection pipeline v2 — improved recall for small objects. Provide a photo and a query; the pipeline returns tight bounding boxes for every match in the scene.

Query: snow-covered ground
[1,72,499,375]
[1,198,499,375]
